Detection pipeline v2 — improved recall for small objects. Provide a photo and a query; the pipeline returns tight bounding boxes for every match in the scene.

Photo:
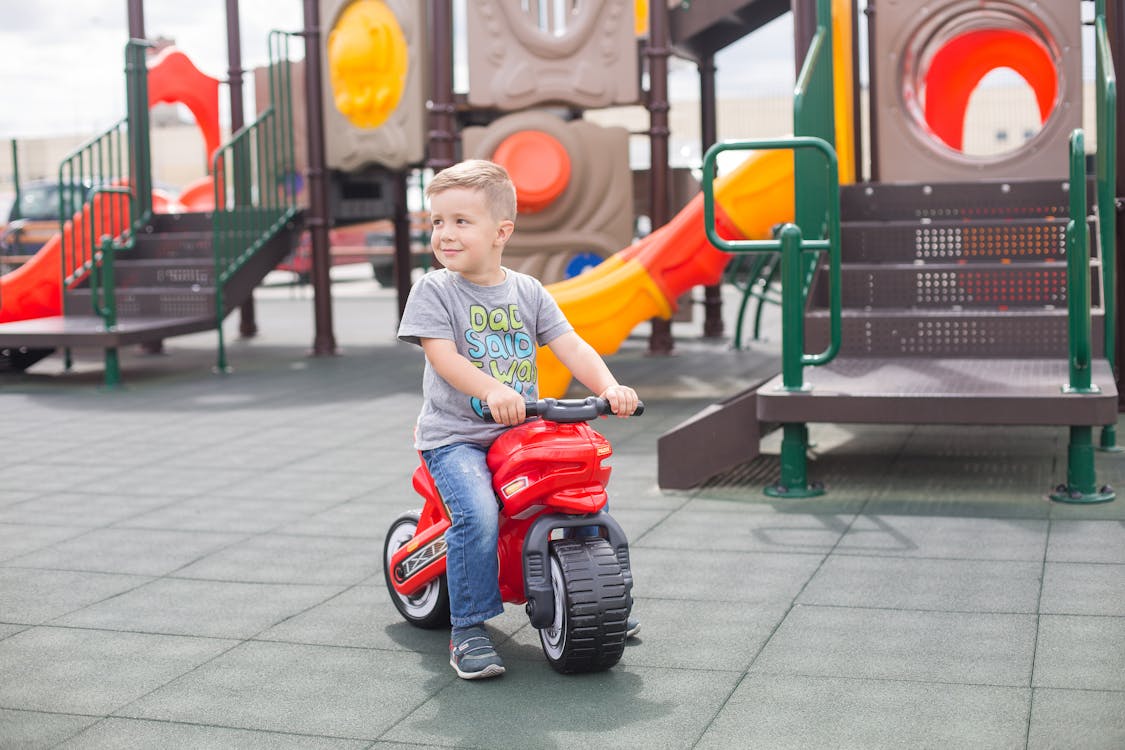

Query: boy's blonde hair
[426,159,518,222]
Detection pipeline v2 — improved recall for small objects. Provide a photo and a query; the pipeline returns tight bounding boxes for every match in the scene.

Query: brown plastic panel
[320,0,428,171]
[462,111,634,283]
[465,0,639,110]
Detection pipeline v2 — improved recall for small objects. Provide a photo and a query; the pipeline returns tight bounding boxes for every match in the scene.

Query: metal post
[302,0,338,355]
[426,0,456,171]
[10,140,21,220]
[647,0,673,354]
[699,52,724,339]
[393,170,412,320]
[226,0,258,339]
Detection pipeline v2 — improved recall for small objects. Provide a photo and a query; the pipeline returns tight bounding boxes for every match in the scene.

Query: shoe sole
[626,623,640,639]
[450,658,505,680]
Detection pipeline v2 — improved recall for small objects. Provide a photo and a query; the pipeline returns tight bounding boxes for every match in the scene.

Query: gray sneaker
[450,626,505,680]
[626,617,640,639]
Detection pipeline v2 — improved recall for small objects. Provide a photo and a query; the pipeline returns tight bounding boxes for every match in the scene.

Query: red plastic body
[388,419,613,603]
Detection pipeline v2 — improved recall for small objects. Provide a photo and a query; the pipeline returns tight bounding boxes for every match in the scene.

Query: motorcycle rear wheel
[539,537,631,673]
[384,510,450,629]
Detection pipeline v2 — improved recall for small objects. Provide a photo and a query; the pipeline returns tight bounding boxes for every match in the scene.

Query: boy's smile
[429,187,514,286]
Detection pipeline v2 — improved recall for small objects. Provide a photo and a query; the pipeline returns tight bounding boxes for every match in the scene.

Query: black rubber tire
[372,262,395,288]
[539,538,631,674]
[383,510,450,629]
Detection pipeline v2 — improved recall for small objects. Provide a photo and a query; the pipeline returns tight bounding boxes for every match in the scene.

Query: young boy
[397,159,640,680]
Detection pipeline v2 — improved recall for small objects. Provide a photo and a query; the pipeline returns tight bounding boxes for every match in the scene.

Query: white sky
[0,0,796,140]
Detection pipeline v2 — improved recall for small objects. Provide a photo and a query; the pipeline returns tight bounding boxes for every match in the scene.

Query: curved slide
[538,0,856,398]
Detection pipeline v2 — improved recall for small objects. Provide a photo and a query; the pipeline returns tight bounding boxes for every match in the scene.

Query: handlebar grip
[481,397,645,423]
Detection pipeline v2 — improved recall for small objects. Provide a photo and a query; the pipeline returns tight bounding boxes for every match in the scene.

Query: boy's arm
[420,338,528,426]
[546,331,639,417]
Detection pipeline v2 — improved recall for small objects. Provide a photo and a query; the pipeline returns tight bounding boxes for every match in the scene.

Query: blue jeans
[422,442,504,628]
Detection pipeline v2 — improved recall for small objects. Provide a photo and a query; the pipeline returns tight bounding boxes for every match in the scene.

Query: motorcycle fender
[391,517,451,597]
[522,511,633,630]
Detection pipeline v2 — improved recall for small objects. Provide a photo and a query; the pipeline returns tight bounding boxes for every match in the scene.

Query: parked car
[276,214,432,287]
[0,179,95,266]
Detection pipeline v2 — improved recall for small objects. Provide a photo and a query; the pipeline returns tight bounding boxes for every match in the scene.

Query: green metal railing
[212,30,300,372]
[1095,0,1118,450]
[703,136,842,498]
[57,40,152,296]
[1053,129,1114,503]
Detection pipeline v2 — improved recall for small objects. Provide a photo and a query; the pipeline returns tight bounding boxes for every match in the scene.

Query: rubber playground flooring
[1,276,1123,749]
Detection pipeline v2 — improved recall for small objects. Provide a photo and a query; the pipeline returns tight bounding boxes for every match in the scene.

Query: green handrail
[1065,130,1095,394]
[702,136,842,389]
[56,40,152,292]
[1094,1,1118,448]
[211,30,300,371]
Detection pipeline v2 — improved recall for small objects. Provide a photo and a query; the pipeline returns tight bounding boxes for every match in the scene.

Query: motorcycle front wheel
[539,537,631,673]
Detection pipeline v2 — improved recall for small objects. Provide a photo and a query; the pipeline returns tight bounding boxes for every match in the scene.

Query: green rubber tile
[799,555,1043,612]
[1028,688,1125,750]
[636,505,854,553]
[695,674,1029,750]
[0,568,148,625]
[55,718,371,750]
[1047,520,1125,563]
[1040,562,1125,616]
[0,627,236,715]
[751,604,1036,686]
[172,533,381,586]
[381,663,741,750]
[10,527,245,577]
[119,641,451,740]
[837,515,1048,561]
[54,578,345,640]
[0,708,99,750]
[1033,615,1125,691]
[628,547,823,605]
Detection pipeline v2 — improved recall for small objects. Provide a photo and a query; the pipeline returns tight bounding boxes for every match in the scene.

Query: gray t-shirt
[397,268,573,450]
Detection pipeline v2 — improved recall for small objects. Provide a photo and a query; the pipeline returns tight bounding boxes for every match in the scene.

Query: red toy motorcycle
[383,396,642,674]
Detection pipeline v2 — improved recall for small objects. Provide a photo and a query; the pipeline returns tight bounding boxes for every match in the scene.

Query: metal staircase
[0,33,302,384]
[658,0,1119,503]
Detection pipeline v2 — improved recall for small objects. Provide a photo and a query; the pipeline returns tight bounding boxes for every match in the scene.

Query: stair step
[840,217,1072,264]
[65,287,215,318]
[149,211,213,233]
[806,308,1105,358]
[130,231,213,260]
[756,357,1117,427]
[0,315,215,348]
[112,258,214,288]
[841,179,1077,222]
[810,262,1080,309]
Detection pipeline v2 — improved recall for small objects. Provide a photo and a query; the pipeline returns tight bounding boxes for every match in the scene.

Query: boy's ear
[495,219,515,246]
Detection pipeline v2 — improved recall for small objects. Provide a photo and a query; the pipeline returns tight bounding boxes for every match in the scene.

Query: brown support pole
[126,0,144,39]
[647,0,673,355]
[127,0,167,355]
[792,0,818,69]
[303,0,337,355]
[225,0,257,339]
[864,0,880,181]
[699,51,724,339]
[393,170,412,320]
[426,0,457,171]
[1110,0,1125,409]
[223,0,257,339]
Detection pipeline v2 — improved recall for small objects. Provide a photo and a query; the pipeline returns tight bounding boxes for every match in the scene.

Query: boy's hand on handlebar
[599,384,639,417]
[484,387,527,426]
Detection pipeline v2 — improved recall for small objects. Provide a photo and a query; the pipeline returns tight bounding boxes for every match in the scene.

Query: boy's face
[428,187,514,285]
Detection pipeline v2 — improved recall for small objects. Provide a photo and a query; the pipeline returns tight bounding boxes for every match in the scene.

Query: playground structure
[0,0,1119,503]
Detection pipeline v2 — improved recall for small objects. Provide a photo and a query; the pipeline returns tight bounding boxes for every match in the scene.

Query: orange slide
[537,149,796,396]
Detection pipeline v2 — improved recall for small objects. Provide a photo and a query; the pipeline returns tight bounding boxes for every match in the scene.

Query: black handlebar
[481,396,645,424]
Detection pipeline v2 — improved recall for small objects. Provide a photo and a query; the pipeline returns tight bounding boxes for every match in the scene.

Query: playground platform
[1,273,1123,749]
